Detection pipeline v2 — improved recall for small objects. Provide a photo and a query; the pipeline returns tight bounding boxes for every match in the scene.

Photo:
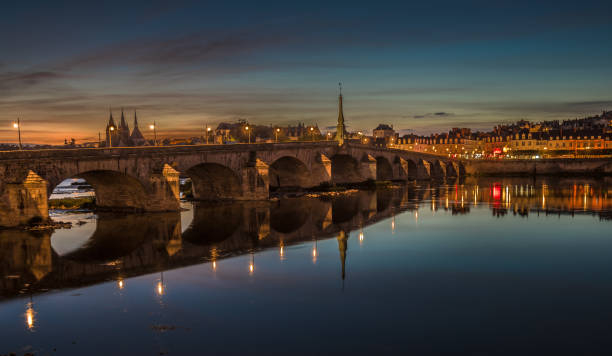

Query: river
[0,177,610,355]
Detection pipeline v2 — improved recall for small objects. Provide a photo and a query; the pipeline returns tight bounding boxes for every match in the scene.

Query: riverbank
[462,157,612,176]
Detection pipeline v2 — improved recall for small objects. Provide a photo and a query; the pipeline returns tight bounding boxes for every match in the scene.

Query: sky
[1,0,611,144]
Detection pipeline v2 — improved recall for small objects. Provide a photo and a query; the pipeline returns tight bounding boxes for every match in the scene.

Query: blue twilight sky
[1,0,611,143]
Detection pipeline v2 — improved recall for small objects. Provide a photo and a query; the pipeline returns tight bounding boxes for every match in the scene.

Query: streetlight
[275,128,280,143]
[206,126,211,144]
[108,125,115,147]
[13,118,22,150]
[149,121,157,146]
[327,132,331,141]
[245,126,251,144]
[310,126,315,141]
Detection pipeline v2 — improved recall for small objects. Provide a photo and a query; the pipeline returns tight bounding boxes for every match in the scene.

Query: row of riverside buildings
[392,111,612,158]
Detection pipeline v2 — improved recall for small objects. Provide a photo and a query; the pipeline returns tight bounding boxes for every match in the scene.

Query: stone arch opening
[269,156,311,189]
[49,177,96,209]
[186,163,242,200]
[376,156,393,181]
[50,170,150,212]
[331,154,361,184]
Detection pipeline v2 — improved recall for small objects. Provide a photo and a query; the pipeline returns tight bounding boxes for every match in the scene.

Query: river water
[0,177,610,355]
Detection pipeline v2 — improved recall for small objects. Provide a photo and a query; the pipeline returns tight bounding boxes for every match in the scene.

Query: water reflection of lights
[211,247,219,271]
[117,278,124,290]
[279,242,285,260]
[391,216,396,233]
[312,240,318,264]
[359,229,364,244]
[156,272,165,296]
[25,301,35,331]
[249,253,255,275]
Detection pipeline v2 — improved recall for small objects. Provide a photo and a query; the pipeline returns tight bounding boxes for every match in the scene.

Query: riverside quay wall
[463,158,612,176]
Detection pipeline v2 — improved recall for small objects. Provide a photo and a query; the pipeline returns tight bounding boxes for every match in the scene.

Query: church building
[105,109,148,147]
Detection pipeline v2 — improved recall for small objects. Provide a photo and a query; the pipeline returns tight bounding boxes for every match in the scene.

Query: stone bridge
[0,142,464,227]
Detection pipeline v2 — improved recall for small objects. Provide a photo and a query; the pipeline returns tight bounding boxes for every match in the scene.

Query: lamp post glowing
[13,118,22,150]
[310,126,315,141]
[275,128,280,143]
[149,121,157,146]
[245,126,251,144]
[327,132,331,141]
[108,125,115,147]
[207,127,212,144]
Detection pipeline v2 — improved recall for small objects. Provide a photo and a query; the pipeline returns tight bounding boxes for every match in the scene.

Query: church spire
[108,107,116,127]
[336,82,346,146]
[337,230,348,280]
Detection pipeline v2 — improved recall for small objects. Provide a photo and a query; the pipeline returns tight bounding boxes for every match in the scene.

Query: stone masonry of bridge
[0,142,461,227]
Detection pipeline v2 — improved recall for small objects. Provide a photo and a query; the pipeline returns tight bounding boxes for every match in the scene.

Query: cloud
[411,112,454,119]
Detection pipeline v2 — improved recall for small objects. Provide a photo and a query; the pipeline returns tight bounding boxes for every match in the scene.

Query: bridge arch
[186,163,242,200]
[331,154,362,184]
[376,156,393,181]
[269,156,311,189]
[51,170,151,212]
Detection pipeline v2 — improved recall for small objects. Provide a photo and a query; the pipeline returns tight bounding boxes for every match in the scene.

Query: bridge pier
[310,153,332,187]
[431,161,447,179]
[240,158,270,200]
[360,154,377,181]
[0,170,49,227]
[416,160,432,180]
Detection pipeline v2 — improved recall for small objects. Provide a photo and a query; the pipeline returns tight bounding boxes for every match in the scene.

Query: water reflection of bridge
[1,177,609,298]
[0,188,415,298]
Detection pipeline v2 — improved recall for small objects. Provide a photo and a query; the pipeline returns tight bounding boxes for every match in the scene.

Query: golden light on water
[249,263,254,273]
[212,261,217,271]
[118,279,124,289]
[156,281,164,296]
[359,230,364,243]
[25,303,35,330]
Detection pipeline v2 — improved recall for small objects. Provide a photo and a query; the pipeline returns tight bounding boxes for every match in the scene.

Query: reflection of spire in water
[337,230,348,280]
